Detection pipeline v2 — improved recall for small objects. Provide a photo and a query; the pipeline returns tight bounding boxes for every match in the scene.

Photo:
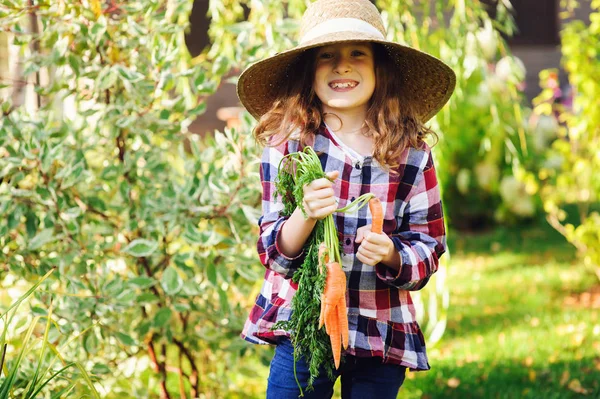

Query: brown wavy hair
[253,43,438,171]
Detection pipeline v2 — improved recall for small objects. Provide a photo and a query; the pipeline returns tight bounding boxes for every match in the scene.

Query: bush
[529,1,600,280]
[0,1,263,397]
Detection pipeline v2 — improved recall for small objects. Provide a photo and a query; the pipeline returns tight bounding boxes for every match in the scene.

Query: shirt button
[345,238,351,245]
[350,197,356,202]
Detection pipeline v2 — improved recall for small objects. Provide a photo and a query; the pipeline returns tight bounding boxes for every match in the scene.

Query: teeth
[331,82,357,89]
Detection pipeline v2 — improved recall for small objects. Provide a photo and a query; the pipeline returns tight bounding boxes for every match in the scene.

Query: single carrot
[369,197,384,234]
[328,302,342,369]
[321,262,346,328]
[318,260,348,369]
[337,298,349,350]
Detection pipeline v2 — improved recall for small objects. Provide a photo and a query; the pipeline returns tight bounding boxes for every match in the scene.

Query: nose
[333,55,352,74]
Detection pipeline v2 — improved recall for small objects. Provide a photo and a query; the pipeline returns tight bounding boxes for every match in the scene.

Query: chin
[326,100,361,109]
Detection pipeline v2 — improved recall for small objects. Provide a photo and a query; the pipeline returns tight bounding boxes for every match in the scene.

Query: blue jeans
[267,339,407,399]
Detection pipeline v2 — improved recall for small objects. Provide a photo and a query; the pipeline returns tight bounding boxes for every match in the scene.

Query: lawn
[400,219,600,398]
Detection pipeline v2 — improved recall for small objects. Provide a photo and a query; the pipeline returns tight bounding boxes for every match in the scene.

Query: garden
[0,0,598,397]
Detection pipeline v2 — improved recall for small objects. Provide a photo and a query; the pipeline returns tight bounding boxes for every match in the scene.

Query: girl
[237,0,455,397]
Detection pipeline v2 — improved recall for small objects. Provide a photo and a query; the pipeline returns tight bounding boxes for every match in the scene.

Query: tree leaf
[29,228,55,250]
[128,276,157,289]
[122,239,158,257]
[91,363,111,375]
[153,307,172,328]
[206,262,217,286]
[218,287,230,314]
[136,293,159,304]
[161,267,183,295]
[84,331,99,355]
[115,332,136,347]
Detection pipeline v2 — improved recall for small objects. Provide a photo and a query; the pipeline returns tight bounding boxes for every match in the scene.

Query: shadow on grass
[448,217,576,264]
[404,359,600,399]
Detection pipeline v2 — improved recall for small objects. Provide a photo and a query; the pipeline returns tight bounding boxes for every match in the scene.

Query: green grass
[401,220,600,398]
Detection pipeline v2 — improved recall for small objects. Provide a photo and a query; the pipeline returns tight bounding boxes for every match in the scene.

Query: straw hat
[237,0,456,123]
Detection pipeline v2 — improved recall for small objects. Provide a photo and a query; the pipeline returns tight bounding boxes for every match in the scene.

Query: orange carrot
[328,303,341,369]
[319,294,326,329]
[369,197,383,234]
[337,298,349,350]
[322,262,345,324]
[319,261,349,369]
[318,240,350,368]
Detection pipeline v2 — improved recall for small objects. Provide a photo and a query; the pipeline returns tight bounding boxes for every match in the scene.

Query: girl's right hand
[302,170,340,220]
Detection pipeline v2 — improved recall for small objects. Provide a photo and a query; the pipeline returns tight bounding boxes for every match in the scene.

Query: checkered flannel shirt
[241,124,447,371]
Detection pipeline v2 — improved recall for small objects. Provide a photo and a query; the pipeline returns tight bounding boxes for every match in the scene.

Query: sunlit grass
[401,219,600,398]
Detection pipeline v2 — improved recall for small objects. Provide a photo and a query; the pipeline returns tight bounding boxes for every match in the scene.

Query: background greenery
[0,0,598,398]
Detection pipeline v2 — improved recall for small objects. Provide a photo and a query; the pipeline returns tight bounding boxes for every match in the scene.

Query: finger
[360,240,389,259]
[355,225,371,243]
[358,244,378,260]
[310,199,337,214]
[355,229,363,244]
[312,187,335,200]
[310,203,338,220]
[326,170,340,181]
[364,231,387,245]
[305,194,336,209]
[356,252,377,266]
[309,176,335,190]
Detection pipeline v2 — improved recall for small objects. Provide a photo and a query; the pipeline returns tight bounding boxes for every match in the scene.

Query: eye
[319,52,334,59]
[351,49,368,57]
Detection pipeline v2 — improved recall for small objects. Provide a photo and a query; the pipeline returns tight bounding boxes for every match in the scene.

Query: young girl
[237,0,455,397]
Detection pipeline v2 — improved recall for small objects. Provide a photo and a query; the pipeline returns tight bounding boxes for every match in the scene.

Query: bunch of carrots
[272,146,384,394]
[318,196,383,369]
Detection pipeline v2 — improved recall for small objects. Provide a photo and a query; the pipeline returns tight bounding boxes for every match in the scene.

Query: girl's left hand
[355,225,396,266]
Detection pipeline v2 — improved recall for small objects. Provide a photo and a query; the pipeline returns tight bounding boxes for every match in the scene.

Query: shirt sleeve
[256,141,305,279]
[375,145,447,290]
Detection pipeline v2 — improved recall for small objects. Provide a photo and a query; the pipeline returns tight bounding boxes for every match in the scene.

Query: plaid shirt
[241,125,446,371]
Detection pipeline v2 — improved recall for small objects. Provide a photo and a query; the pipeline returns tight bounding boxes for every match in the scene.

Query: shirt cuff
[375,236,404,284]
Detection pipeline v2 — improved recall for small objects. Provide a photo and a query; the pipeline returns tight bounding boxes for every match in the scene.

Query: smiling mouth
[329,81,359,89]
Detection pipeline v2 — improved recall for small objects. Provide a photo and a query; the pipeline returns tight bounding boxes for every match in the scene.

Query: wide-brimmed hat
[237,0,456,123]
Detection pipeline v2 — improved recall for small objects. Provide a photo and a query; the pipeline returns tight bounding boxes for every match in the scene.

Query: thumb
[326,170,340,181]
[355,224,371,243]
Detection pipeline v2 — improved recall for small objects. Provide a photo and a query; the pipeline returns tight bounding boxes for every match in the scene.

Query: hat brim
[237,32,456,123]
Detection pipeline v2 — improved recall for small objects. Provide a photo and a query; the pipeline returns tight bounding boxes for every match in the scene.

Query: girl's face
[313,42,376,114]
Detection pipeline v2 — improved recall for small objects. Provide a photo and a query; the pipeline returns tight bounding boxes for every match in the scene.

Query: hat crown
[299,0,386,41]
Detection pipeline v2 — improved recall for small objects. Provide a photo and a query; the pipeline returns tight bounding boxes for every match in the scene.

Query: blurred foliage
[0,0,263,397]
[527,0,600,280]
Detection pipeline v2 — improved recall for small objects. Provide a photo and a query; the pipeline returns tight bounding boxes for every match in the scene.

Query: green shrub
[0,1,263,397]
[529,1,600,280]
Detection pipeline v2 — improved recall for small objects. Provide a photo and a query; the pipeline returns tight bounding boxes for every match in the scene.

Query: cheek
[365,64,376,89]
[313,67,328,96]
